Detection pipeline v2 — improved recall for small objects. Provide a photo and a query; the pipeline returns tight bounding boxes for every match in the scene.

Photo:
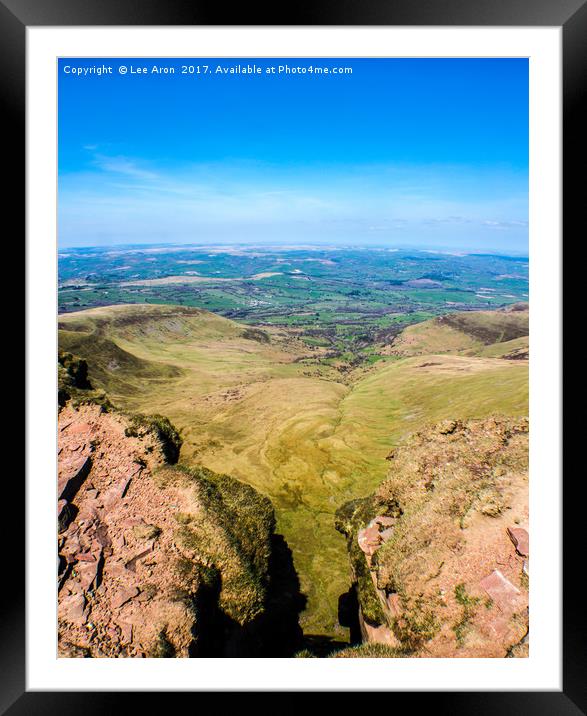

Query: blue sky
[58,58,528,253]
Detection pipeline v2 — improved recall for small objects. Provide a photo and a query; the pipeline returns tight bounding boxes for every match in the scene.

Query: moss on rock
[156,463,276,626]
[124,413,182,463]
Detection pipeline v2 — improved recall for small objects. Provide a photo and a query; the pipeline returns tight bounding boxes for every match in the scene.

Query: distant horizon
[59,57,528,254]
[58,240,529,258]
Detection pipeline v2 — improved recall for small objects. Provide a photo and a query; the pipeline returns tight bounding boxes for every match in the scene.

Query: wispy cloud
[424,216,472,225]
[424,216,527,230]
[58,154,529,251]
[481,219,528,229]
[91,153,160,181]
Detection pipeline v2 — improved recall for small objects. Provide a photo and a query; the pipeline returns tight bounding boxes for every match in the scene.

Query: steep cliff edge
[335,416,529,658]
[58,367,303,658]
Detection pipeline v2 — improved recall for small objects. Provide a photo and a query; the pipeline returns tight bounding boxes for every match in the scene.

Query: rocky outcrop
[58,350,111,409]
[336,416,529,658]
[58,402,302,658]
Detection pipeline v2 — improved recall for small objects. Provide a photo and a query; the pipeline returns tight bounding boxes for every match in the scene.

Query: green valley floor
[58,303,528,641]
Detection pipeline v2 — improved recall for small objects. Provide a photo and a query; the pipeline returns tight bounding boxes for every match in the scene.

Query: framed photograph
[9,0,582,709]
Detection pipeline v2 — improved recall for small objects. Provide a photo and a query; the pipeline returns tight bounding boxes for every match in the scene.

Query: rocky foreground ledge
[58,403,194,657]
[58,399,302,657]
[336,416,529,658]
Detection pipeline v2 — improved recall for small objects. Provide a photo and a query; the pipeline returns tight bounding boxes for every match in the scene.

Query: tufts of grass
[148,629,176,658]
[453,583,481,647]
[329,643,405,658]
[132,523,161,540]
[158,463,276,626]
[139,583,159,601]
[124,413,182,463]
[520,570,529,591]
[174,556,219,596]
[334,496,375,539]
[391,594,440,650]
[294,649,317,658]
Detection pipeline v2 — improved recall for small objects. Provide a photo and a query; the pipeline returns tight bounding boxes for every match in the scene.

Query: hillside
[383,304,528,358]
[58,303,528,644]
[335,417,529,658]
[58,395,303,657]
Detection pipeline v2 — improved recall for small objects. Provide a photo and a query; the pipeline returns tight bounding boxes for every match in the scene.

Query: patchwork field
[58,247,529,359]
[58,301,528,641]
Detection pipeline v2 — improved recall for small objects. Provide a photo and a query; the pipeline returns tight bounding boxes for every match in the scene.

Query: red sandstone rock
[358,516,397,556]
[77,504,99,524]
[120,517,145,529]
[58,500,75,533]
[386,592,401,617]
[58,455,92,501]
[479,569,521,610]
[358,608,399,647]
[68,422,93,436]
[103,477,133,507]
[507,527,529,557]
[58,404,198,658]
[125,547,154,573]
[60,593,87,625]
[76,551,97,563]
[358,524,382,556]
[111,586,139,609]
[105,561,128,578]
[119,622,133,644]
[77,551,103,591]
[93,526,111,551]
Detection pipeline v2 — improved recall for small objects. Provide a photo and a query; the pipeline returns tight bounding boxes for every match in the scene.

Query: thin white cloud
[481,219,528,229]
[91,153,160,181]
[58,156,529,250]
[424,216,472,225]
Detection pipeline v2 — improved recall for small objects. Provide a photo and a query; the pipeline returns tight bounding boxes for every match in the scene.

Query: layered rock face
[336,417,529,658]
[58,400,301,657]
[58,403,193,657]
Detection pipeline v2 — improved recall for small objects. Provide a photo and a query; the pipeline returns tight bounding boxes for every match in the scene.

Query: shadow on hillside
[189,533,307,658]
[299,585,361,657]
[301,635,350,658]
[338,585,362,645]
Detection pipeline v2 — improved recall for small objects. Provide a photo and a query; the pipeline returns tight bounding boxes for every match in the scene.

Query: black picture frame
[8,0,583,710]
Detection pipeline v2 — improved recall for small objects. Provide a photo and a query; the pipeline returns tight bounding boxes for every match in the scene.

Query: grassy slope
[58,304,528,639]
[472,335,529,358]
[386,308,528,358]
